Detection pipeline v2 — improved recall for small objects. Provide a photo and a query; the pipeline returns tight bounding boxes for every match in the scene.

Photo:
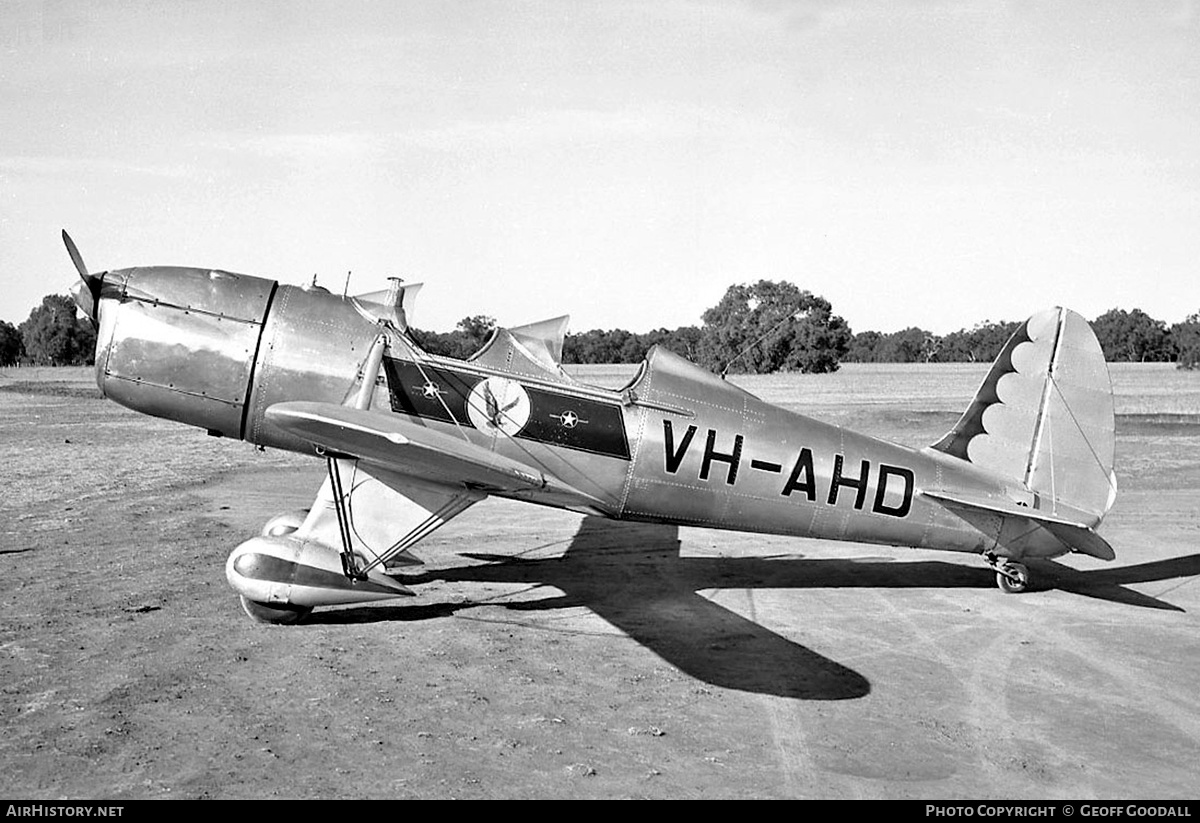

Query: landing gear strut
[984,552,1029,594]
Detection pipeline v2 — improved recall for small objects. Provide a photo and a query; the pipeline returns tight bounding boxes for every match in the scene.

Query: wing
[265,401,611,511]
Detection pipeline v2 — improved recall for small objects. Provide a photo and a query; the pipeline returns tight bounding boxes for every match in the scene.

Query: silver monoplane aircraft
[64,231,1118,623]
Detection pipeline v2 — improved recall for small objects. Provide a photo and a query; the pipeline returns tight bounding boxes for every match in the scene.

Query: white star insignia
[553,410,587,429]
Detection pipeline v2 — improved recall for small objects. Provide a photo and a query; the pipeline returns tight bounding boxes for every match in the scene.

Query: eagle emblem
[466,377,531,436]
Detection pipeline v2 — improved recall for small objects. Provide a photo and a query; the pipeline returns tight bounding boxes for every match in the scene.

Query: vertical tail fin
[930,307,1117,523]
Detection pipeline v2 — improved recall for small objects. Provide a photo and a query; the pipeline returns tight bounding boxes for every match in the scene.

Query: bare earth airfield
[2,362,1199,799]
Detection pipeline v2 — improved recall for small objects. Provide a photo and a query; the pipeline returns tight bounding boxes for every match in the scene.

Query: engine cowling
[93,266,276,438]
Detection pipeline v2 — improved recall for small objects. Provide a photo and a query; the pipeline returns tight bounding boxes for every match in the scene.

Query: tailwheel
[995,562,1029,594]
[239,596,313,625]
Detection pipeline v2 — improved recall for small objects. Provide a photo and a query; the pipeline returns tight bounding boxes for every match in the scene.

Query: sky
[2,0,1198,336]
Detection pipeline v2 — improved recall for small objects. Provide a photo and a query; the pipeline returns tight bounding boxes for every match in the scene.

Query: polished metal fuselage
[93,267,377,446]
[90,265,1066,562]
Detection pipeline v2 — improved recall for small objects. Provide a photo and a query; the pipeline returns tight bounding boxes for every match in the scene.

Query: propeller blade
[62,230,100,327]
[69,280,95,322]
[62,230,89,281]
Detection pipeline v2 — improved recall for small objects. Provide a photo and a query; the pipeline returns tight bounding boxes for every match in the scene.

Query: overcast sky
[2,0,1197,335]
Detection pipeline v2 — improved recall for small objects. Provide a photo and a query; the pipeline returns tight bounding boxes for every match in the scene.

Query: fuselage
[89,264,1059,563]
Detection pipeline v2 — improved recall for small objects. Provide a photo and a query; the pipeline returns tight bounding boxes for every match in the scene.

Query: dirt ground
[2,365,1199,799]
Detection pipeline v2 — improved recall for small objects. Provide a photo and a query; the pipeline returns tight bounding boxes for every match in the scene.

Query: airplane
[63,230,1118,624]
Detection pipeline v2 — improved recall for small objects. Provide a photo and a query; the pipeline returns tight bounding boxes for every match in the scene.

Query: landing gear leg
[327,456,368,582]
[984,552,1029,594]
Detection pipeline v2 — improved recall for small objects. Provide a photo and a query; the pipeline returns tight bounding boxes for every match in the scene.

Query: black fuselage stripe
[383,358,630,459]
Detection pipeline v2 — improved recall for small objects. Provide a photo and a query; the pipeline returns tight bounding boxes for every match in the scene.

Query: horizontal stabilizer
[923,489,1115,561]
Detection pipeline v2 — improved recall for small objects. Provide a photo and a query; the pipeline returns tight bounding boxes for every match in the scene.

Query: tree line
[414,280,853,374]
[846,308,1200,367]
[6,286,1200,372]
[1,294,96,367]
[416,291,1200,372]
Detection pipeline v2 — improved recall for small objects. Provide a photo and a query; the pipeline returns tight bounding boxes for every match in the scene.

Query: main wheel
[239,596,313,625]
[996,562,1029,594]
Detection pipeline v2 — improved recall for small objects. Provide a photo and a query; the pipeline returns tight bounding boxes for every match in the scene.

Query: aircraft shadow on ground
[316,516,1200,699]
[1029,554,1200,612]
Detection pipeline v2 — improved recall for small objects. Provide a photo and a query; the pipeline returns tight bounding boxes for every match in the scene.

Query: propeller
[63,230,101,327]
